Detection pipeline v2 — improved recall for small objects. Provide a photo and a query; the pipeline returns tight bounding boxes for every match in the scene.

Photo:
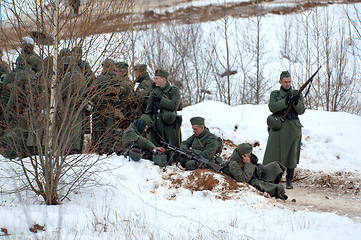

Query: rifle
[280,66,321,121]
[160,141,222,172]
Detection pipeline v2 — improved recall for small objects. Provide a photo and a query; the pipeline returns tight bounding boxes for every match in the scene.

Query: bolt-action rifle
[280,66,322,121]
[160,141,222,172]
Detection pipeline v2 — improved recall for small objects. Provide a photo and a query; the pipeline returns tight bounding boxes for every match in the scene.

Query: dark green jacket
[145,81,181,147]
[16,50,42,74]
[59,65,88,151]
[122,124,155,151]
[180,127,217,161]
[229,150,286,198]
[0,60,9,77]
[228,150,257,183]
[77,59,94,80]
[263,87,305,169]
[135,72,153,109]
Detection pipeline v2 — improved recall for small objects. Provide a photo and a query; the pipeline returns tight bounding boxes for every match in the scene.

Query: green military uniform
[122,114,155,151]
[263,71,305,189]
[0,50,10,142]
[145,70,181,153]
[1,57,35,158]
[263,87,305,169]
[92,59,118,153]
[180,117,218,170]
[71,47,94,136]
[0,57,9,77]
[229,143,287,199]
[16,47,42,74]
[114,62,135,130]
[71,47,94,80]
[77,59,93,80]
[58,57,88,153]
[133,64,153,114]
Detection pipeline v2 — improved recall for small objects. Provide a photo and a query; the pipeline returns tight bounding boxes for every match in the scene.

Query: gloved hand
[292,93,300,105]
[153,92,162,102]
[285,91,292,105]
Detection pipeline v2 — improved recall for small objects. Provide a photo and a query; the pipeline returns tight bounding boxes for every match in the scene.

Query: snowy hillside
[0,101,360,239]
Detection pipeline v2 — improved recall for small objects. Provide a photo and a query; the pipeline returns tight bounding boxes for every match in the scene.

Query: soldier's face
[154,76,167,87]
[279,77,291,90]
[192,125,204,136]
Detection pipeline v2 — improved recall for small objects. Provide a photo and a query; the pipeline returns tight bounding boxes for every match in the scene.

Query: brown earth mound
[161,168,264,200]
[159,166,361,219]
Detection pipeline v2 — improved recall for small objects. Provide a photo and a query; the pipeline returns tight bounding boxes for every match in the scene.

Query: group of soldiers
[0,37,304,200]
[0,37,157,157]
[121,70,305,201]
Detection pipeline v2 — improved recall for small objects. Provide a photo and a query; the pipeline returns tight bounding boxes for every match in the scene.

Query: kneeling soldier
[122,114,164,161]
[180,117,218,170]
[228,143,288,200]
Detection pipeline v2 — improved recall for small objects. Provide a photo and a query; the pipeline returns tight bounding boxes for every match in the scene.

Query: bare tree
[280,6,360,115]
[0,0,133,204]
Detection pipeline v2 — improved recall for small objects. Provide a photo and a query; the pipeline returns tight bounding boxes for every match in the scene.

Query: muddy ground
[161,167,361,221]
[281,169,361,220]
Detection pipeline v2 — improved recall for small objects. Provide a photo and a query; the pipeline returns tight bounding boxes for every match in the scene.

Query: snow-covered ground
[0,101,360,239]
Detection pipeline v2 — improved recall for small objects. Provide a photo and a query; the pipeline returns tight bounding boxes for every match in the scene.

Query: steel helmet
[161,110,176,125]
[267,114,282,131]
[129,148,142,162]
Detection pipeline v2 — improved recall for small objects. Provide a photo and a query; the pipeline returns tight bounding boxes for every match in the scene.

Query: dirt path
[279,170,361,221]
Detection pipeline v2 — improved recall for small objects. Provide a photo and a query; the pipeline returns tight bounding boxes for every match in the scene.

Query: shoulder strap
[197,137,205,149]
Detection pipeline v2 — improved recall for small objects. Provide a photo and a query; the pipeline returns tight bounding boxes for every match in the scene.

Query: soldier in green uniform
[71,46,94,81]
[122,114,164,159]
[113,62,135,129]
[133,64,153,114]
[58,56,88,154]
[180,117,218,170]
[1,56,35,158]
[71,46,94,137]
[229,143,287,200]
[92,59,117,154]
[0,49,10,139]
[16,37,42,74]
[145,69,181,162]
[262,71,305,189]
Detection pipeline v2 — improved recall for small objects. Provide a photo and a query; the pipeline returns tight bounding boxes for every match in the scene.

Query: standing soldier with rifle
[145,69,181,162]
[263,67,320,189]
[263,70,305,189]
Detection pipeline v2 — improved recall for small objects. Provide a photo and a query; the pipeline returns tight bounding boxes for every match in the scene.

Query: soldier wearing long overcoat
[229,143,287,200]
[92,59,117,153]
[58,56,88,153]
[133,64,153,114]
[145,69,181,160]
[262,71,305,189]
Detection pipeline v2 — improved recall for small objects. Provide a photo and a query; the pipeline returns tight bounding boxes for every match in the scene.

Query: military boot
[286,168,294,189]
